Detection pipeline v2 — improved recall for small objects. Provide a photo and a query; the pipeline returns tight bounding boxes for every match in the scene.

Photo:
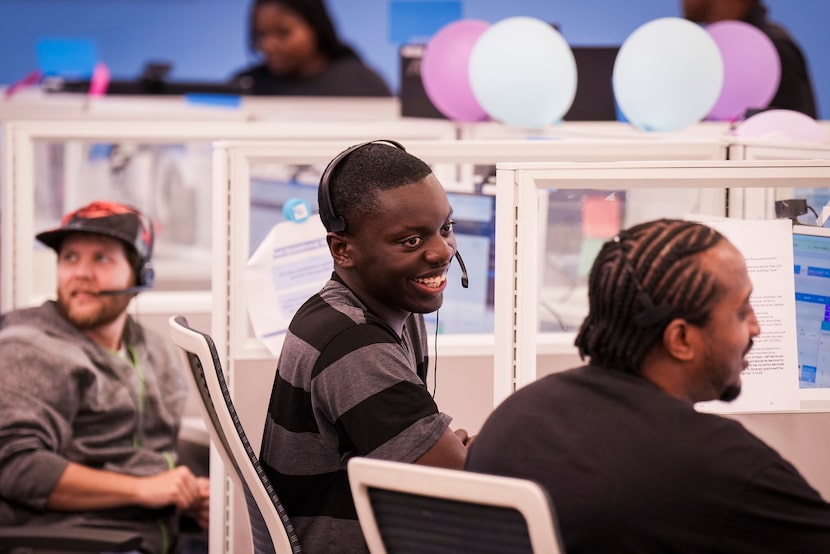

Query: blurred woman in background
[231,0,392,96]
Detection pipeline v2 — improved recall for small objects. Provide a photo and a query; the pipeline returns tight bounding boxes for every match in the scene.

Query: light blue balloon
[468,16,577,129]
[613,17,724,132]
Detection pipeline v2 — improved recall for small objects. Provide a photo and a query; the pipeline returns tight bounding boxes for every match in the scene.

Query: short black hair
[319,142,433,235]
[574,219,726,374]
[247,0,357,60]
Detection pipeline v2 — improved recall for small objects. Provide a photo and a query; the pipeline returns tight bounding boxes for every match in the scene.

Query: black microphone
[95,284,153,296]
[454,251,469,289]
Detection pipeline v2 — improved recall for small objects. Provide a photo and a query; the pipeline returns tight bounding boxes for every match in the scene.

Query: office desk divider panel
[215,136,728,552]
[493,159,830,405]
[726,137,830,221]
[0,118,457,312]
[493,158,830,505]
[0,118,457,554]
[0,91,403,122]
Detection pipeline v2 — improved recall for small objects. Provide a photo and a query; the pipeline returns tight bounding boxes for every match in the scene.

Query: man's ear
[327,233,354,269]
[662,319,697,362]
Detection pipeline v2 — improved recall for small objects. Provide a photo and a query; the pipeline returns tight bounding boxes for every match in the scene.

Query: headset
[318,139,468,288]
[97,206,155,296]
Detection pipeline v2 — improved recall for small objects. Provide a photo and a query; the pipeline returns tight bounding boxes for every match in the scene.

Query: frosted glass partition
[0,91,402,122]
[214,136,728,361]
[727,138,830,222]
[213,140,736,553]
[0,118,456,312]
[457,120,733,141]
[493,159,830,408]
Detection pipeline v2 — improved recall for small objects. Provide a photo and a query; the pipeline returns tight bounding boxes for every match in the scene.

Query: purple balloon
[734,109,827,141]
[706,20,780,121]
[421,19,490,122]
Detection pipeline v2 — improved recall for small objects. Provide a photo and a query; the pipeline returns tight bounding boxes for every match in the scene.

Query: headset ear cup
[319,139,407,233]
[139,262,154,288]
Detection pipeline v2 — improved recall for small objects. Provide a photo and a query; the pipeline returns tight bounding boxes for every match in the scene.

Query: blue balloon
[613,17,723,132]
[468,16,577,129]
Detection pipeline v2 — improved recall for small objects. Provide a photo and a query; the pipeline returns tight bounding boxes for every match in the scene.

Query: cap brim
[35,227,135,253]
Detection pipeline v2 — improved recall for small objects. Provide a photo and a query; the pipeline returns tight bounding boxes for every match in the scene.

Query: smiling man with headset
[0,200,209,554]
[259,140,472,552]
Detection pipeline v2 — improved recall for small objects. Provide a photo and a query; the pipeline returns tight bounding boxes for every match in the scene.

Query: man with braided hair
[467,218,830,552]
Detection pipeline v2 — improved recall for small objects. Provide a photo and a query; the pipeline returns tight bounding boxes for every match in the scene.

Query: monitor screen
[424,191,496,334]
[793,225,830,388]
[562,46,620,122]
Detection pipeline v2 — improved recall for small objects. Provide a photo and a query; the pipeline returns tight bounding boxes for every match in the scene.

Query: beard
[718,383,742,403]
[702,339,752,404]
[57,289,132,330]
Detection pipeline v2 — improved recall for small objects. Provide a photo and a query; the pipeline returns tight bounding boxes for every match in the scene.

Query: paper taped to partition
[245,218,331,356]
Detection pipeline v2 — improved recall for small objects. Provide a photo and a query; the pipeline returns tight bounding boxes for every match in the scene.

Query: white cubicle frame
[726,137,830,220]
[215,138,728,372]
[0,118,456,312]
[0,90,403,122]
[214,136,727,553]
[493,159,830,408]
[0,118,457,554]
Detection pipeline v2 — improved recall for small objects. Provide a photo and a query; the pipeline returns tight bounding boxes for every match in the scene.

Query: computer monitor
[793,225,830,388]
[563,46,620,122]
[424,190,496,334]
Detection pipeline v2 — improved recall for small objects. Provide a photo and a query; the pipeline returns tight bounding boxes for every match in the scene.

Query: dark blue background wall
[1,0,826,118]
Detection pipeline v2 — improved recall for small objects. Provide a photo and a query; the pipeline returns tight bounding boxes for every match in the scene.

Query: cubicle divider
[0,117,457,313]
[9,111,830,551]
[726,137,830,221]
[493,158,830,501]
[0,91,403,122]
[214,136,728,553]
[0,119,457,554]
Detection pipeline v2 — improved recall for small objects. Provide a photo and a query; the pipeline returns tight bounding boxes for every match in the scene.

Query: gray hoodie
[0,301,188,553]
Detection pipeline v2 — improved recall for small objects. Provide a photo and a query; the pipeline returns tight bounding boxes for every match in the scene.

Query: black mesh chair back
[348,457,565,554]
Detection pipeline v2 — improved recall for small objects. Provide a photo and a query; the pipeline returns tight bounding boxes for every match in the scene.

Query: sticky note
[36,38,98,78]
[184,94,242,108]
[582,195,621,239]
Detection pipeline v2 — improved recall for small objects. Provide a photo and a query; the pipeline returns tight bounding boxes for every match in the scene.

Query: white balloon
[613,17,724,132]
[469,16,577,129]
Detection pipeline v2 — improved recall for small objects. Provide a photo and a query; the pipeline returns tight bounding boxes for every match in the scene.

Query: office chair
[168,315,302,554]
[0,525,142,553]
[347,457,566,554]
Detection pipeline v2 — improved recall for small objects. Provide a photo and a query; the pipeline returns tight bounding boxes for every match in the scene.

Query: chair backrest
[347,457,565,554]
[168,315,302,554]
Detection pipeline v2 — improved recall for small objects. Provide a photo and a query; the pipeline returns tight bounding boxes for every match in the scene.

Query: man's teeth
[415,274,446,288]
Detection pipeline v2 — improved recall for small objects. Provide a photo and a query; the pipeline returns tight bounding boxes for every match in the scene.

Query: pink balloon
[734,109,827,141]
[421,19,490,122]
[706,20,780,121]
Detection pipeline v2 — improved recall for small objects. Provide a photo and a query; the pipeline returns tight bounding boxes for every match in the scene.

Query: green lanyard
[126,346,147,449]
[109,346,174,554]
[108,345,146,449]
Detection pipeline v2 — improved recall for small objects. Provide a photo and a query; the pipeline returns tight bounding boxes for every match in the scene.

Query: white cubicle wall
[214,137,728,553]
[493,159,830,502]
[727,137,830,221]
[0,90,403,122]
[0,119,457,554]
[456,119,733,141]
[0,118,457,314]
[216,137,728,435]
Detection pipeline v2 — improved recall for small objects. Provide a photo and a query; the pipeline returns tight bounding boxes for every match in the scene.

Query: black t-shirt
[230,56,392,97]
[467,365,830,553]
[743,4,817,118]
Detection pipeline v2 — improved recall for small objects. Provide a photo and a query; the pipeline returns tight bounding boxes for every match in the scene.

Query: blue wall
[1,0,827,118]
